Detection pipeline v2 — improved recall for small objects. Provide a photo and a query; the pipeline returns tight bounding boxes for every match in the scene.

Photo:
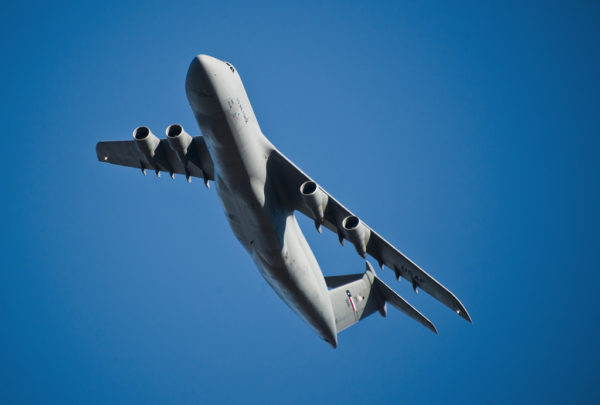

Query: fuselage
[185,55,337,347]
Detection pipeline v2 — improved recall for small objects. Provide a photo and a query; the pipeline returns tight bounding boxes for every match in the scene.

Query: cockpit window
[224,62,235,73]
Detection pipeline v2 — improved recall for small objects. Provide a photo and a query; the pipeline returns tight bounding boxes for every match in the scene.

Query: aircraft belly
[187,56,337,344]
[251,215,336,343]
[217,169,336,343]
[96,55,469,348]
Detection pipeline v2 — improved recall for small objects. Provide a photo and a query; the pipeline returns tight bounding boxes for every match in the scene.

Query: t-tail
[326,261,438,336]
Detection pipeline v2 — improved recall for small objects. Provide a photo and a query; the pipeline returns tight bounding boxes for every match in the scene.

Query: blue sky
[1,1,599,403]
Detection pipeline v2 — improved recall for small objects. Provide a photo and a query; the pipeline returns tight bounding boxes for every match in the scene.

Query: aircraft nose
[185,55,220,117]
[185,55,215,98]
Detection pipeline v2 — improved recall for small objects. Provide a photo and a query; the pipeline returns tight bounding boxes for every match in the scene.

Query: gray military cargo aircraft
[96,54,471,348]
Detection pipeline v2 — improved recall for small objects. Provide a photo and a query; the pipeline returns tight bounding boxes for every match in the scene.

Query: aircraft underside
[95,54,471,348]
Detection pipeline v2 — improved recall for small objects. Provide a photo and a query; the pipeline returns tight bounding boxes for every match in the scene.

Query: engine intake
[166,124,193,164]
[342,215,371,258]
[300,181,328,231]
[133,126,160,166]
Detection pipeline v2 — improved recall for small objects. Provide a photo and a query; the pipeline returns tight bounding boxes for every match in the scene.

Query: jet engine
[133,126,160,167]
[300,181,328,231]
[342,215,371,258]
[166,124,193,163]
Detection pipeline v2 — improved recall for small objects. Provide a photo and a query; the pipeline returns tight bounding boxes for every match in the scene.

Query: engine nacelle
[166,123,193,164]
[342,215,371,258]
[300,181,328,226]
[133,126,160,166]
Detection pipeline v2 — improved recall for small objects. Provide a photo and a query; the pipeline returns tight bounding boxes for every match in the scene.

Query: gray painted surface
[96,54,470,347]
[326,262,437,334]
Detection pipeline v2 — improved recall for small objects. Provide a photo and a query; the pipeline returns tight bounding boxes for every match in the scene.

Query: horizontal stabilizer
[327,261,437,334]
[325,273,363,289]
[373,272,438,334]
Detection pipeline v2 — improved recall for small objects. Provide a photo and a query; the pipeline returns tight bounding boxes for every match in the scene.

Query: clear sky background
[1,1,599,403]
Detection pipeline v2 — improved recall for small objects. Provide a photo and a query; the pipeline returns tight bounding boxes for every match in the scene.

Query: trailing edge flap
[96,137,214,180]
[326,262,437,334]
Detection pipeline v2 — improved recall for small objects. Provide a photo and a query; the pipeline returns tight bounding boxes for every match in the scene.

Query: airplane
[96,54,471,348]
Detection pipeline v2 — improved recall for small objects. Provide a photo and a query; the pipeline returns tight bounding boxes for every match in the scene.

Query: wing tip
[457,306,473,324]
[95,141,107,162]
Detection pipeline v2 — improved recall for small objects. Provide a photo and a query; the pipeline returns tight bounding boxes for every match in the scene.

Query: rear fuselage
[185,55,337,347]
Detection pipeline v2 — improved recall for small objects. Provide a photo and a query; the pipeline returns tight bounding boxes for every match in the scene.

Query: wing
[270,148,471,323]
[96,136,214,182]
